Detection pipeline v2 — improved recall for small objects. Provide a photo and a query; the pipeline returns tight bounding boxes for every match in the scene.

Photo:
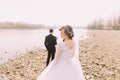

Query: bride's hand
[54,59,58,66]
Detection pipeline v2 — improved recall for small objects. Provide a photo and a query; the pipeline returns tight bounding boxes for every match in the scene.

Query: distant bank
[0,21,87,29]
[0,22,48,29]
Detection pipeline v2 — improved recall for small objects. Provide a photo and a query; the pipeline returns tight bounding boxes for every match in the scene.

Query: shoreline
[0,29,87,65]
[0,46,45,65]
[0,30,120,80]
[0,48,47,80]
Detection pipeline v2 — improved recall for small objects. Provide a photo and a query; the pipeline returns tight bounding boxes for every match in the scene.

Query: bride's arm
[54,44,62,64]
[71,52,75,58]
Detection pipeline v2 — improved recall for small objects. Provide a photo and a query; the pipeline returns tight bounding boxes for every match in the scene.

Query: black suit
[44,34,57,66]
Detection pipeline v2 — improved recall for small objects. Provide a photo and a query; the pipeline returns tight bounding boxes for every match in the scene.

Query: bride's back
[58,41,75,62]
[64,40,74,50]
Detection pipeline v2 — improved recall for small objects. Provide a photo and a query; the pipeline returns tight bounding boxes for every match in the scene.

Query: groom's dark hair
[49,29,53,33]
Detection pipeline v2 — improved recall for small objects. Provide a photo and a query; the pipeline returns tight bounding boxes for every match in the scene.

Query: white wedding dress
[37,41,85,80]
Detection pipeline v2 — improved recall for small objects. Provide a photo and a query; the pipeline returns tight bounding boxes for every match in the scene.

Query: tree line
[87,15,120,30]
[0,22,47,29]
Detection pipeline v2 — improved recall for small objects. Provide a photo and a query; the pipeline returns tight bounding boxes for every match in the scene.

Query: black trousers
[46,50,55,66]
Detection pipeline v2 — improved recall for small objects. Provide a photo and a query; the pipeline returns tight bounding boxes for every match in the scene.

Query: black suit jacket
[44,34,57,52]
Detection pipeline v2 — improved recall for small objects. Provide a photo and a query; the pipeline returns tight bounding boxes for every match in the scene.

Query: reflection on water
[0,29,87,64]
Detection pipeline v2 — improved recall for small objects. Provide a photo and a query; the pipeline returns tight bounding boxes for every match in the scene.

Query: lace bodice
[56,42,78,63]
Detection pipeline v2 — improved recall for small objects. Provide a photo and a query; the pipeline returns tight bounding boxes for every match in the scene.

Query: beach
[79,30,120,80]
[0,30,120,80]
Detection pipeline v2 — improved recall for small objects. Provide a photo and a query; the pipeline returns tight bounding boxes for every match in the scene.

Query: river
[0,29,87,64]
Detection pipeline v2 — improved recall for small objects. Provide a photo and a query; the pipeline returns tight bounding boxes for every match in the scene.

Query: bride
[37,25,85,80]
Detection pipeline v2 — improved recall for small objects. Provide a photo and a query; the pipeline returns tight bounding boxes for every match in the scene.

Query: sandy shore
[0,30,120,80]
[80,30,120,80]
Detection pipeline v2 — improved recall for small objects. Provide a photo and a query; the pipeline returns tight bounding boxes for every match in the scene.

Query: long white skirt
[37,58,85,80]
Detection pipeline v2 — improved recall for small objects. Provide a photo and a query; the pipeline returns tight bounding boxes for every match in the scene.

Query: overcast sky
[0,0,120,26]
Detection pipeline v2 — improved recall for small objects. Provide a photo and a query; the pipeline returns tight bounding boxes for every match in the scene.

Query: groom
[44,29,57,66]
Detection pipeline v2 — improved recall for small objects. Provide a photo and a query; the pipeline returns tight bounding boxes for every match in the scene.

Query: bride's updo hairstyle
[59,25,74,40]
